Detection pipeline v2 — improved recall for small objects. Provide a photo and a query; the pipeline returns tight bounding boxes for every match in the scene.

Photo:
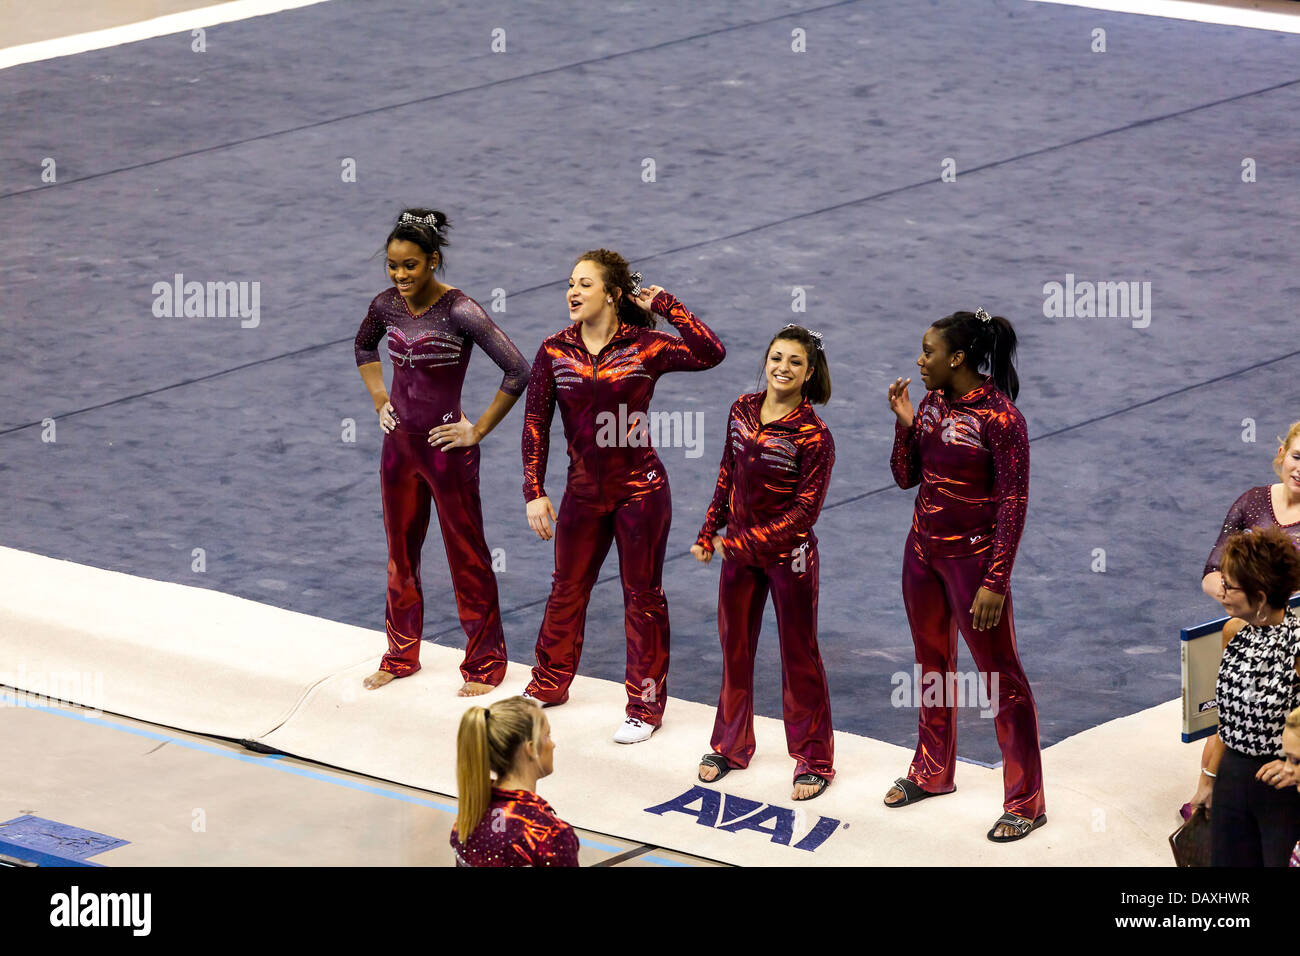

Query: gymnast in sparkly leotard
[354,208,530,695]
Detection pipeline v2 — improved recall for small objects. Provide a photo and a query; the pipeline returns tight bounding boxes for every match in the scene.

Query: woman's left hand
[1255,759,1296,790]
[429,415,482,450]
[970,587,1005,631]
[629,284,665,314]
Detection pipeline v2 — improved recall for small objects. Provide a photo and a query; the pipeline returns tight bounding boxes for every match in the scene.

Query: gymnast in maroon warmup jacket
[521,249,725,743]
[355,209,530,695]
[693,325,836,801]
[885,309,1046,842]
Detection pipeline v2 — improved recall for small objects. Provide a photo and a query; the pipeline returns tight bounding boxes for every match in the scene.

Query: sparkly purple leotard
[355,287,530,434]
[1203,486,1300,578]
[354,286,530,682]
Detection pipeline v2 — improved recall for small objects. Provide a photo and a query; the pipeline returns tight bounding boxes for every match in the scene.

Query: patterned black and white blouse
[1216,607,1300,757]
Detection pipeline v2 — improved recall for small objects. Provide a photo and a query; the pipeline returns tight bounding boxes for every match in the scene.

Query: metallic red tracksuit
[355,288,531,682]
[522,292,725,723]
[891,376,1044,818]
[697,392,836,781]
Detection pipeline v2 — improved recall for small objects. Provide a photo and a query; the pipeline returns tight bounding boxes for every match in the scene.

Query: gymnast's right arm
[522,342,558,539]
[355,300,395,429]
[889,377,921,489]
[692,400,739,563]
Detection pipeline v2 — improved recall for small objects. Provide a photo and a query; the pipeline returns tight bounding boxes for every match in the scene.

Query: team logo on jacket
[552,355,585,390]
[645,786,842,853]
[761,436,799,472]
[603,345,652,380]
[939,411,983,450]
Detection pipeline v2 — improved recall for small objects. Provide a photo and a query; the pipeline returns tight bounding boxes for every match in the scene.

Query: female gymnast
[354,208,530,695]
[692,324,836,801]
[521,249,725,743]
[884,308,1046,842]
[1201,421,1300,601]
[1188,527,1300,867]
[451,696,579,867]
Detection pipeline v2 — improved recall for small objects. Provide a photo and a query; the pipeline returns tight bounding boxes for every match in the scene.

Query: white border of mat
[1025,0,1300,33]
[0,0,332,70]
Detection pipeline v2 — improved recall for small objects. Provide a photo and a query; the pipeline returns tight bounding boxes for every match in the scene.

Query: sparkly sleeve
[721,428,834,558]
[354,296,386,366]
[1203,490,1255,577]
[697,402,739,551]
[521,342,556,503]
[533,821,580,867]
[890,400,923,489]
[645,292,726,374]
[980,407,1030,595]
[449,295,531,396]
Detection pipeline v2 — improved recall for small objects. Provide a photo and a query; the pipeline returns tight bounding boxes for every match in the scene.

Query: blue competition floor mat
[3,1,1298,762]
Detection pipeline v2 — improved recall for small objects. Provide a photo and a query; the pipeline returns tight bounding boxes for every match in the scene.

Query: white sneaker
[613,716,657,744]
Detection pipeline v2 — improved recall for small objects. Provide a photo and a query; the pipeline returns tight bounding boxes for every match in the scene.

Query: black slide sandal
[884,776,953,807]
[698,753,731,783]
[793,773,829,801]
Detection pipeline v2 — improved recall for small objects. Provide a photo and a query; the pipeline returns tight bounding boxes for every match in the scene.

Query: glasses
[1218,578,1245,598]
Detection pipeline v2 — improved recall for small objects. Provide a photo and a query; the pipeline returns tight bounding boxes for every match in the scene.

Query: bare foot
[699,762,719,782]
[363,670,395,690]
[884,784,906,806]
[458,681,493,697]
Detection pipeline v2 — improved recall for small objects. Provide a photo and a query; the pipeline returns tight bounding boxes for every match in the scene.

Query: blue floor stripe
[1,690,698,866]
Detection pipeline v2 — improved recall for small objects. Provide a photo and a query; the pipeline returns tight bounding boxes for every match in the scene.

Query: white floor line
[1024,0,1300,33]
[0,0,333,70]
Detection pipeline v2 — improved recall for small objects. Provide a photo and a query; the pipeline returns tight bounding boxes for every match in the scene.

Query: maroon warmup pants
[901,530,1045,818]
[378,428,507,684]
[710,543,835,782]
[527,484,671,724]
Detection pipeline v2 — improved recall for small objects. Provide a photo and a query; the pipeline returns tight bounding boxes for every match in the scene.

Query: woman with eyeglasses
[1201,421,1300,602]
[1188,527,1300,867]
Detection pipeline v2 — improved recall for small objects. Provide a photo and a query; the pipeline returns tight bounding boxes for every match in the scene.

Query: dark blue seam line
[0,0,862,202]
[0,690,692,867]
[2,71,1297,441]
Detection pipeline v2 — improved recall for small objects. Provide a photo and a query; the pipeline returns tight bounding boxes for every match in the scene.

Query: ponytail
[932,310,1020,401]
[455,707,492,844]
[454,697,545,843]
